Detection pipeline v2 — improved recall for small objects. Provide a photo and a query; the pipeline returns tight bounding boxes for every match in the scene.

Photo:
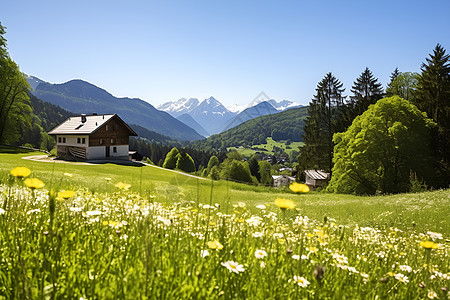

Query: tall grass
[0,168,448,299]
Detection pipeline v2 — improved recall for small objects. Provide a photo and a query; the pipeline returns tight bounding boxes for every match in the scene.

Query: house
[304,170,329,189]
[48,114,138,160]
[272,175,296,187]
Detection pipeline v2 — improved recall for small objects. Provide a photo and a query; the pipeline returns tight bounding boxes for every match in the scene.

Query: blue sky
[1,0,449,107]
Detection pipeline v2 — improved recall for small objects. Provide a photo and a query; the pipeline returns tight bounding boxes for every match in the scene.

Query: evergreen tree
[248,156,261,182]
[348,67,384,120]
[415,44,450,187]
[385,72,419,100]
[387,67,400,90]
[299,72,346,173]
[163,147,179,169]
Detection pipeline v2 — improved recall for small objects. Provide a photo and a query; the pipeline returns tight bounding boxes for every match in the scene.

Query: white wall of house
[56,135,89,147]
[86,146,106,160]
[305,176,316,186]
[109,145,129,158]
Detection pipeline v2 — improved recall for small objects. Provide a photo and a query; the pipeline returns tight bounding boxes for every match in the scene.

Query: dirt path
[22,155,208,180]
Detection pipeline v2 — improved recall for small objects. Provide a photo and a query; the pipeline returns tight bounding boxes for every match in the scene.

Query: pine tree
[415,44,450,187]
[300,73,346,173]
[248,156,261,182]
[349,67,384,119]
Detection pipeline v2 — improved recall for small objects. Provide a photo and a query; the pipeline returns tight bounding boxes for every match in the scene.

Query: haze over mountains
[27,76,303,141]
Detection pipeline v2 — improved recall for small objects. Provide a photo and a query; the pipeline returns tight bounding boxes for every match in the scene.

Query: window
[63,137,66,143]
[99,139,103,145]
[82,138,86,144]
[106,125,109,131]
[77,138,81,144]
[58,137,61,143]
[111,138,115,144]
[113,146,117,153]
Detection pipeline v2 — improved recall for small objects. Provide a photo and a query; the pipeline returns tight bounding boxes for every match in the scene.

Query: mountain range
[27,77,204,141]
[157,96,301,136]
[27,76,303,141]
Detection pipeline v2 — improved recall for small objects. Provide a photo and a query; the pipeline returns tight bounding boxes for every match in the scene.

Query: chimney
[81,114,87,123]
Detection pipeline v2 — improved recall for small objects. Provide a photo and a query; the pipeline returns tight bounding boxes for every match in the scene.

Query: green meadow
[228,137,304,157]
[0,148,448,299]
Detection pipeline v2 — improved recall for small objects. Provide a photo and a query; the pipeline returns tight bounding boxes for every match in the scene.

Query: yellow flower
[289,182,310,193]
[207,240,224,250]
[420,241,439,249]
[24,178,45,190]
[274,198,295,209]
[115,182,131,190]
[10,167,31,178]
[57,190,75,199]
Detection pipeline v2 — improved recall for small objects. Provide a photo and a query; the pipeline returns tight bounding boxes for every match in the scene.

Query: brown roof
[48,114,137,136]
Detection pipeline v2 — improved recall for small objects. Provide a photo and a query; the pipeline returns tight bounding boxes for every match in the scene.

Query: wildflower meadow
[0,165,448,299]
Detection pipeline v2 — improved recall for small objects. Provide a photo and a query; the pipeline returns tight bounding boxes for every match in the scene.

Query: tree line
[299,44,449,194]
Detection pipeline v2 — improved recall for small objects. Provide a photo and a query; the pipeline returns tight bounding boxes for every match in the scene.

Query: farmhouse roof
[272,175,296,181]
[48,114,137,136]
[304,170,329,180]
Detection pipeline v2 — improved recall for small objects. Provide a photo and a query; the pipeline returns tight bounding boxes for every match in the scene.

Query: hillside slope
[190,106,308,151]
[28,77,204,141]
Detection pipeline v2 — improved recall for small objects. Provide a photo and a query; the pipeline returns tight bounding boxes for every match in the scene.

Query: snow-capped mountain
[190,97,236,134]
[267,99,302,111]
[226,103,246,114]
[157,98,200,117]
[223,101,279,131]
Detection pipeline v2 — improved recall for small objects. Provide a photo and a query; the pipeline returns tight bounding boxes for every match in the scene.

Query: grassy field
[0,148,448,298]
[228,137,304,157]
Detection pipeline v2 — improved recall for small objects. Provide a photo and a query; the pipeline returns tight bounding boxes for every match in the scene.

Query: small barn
[48,114,137,160]
[272,175,296,187]
[304,170,329,189]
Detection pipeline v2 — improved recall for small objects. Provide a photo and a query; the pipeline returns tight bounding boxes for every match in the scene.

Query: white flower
[200,249,210,258]
[0,208,5,215]
[70,207,82,212]
[293,276,310,288]
[427,290,438,299]
[246,216,263,227]
[255,204,266,209]
[260,261,266,268]
[394,273,409,283]
[292,255,300,260]
[27,209,41,214]
[252,232,264,238]
[157,216,171,226]
[332,253,348,265]
[254,249,268,259]
[85,210,102,216]
[221,261,245,274]
[427,231,443,240]
[399,265,412,273]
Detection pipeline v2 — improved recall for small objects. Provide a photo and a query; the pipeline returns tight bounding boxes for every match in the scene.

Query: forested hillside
[190,106,308,151]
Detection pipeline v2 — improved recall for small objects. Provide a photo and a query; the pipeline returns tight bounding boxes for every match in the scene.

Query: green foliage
[348,67,384,119]
[248,156,261,182]
[414,44,450,188]
[328,96,436,194]
[220,159,253,183]
[386,72,419,101]
[208,165,220,180]
[299,73,346,173]
[259,160,273,186]
[207,155,219,172]
[175,151,196,173]
[163,147,180,169]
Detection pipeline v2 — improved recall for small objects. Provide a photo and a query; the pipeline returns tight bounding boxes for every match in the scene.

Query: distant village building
[304,170,330,189]
[272,175,296,188]
[48,114,137,160]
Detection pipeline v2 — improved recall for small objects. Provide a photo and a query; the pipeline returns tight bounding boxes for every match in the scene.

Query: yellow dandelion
[10,167,31,178]
[420,241,439,249]
[57,190,76,199]
[207,240,224,250]
[274,198,295,209]
[115,182,131,190]
[289,182,310,193]
[24,178,45,190]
